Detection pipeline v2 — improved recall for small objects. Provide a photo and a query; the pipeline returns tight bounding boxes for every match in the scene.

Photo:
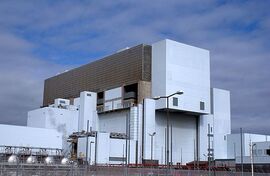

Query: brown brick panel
[43,44,152,106]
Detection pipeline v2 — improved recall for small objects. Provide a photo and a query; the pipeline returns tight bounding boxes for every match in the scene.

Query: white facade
[0,124,62,149]
[235,141,270,164]
[152,39,210,114]
[227,133,270,159]
[212,88,231,159]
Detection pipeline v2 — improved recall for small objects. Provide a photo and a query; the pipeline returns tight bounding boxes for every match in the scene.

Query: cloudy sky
[0,0,269,134]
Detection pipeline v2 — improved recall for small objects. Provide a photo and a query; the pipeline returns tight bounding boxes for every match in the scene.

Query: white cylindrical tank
[26,156,37,164]
[61,157,69,165]
[44,156,54,164]
[8,155,18,163]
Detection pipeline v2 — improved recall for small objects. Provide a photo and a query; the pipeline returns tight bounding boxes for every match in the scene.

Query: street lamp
[149,132,156,161]
[89,141,94,165]
[250,141,256,176]
[153,90,184,169]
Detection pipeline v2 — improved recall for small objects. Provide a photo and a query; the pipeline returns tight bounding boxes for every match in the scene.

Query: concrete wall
[28,107,78,136]
[143,99,156,160]
[0,124,62,149]
[154,112,197,164]
[78,132,137,165]
[227,133,270,158]
[98,110,128,133]
[199,114,214,161]
[27,106,78,153]
[152,39,210,114]
[78,91,98,131]
[212,88,231,159]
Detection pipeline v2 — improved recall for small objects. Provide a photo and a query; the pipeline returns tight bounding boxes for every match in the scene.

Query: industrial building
[1,39,232,166]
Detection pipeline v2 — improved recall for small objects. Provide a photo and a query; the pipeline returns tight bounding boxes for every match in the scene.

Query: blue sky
[0,0,269,134]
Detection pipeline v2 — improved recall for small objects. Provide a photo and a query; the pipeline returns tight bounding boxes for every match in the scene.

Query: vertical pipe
[233,143,236,159]
[128,113,130,165]
[194,138,196,170]
[181,148,182,165]
[94,132,97,166]
[135,141,138,166]
[250,140,254,176]
[151,135,153,160]
[125,114,128,165]
[142,99,145,164]
[165,128,167,165]
[166,97,169,169]
[171,124,173,165]
[86,120,89,163]
[122,144,125,165]
[208,124,210,176]
[240,128,243,175]
[89,142,92,166]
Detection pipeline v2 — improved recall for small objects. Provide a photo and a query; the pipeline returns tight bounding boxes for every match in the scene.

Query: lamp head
[176,90,184,95]
[152,96,161,100]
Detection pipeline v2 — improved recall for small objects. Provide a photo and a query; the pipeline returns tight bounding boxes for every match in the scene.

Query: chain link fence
[1,163,270,176]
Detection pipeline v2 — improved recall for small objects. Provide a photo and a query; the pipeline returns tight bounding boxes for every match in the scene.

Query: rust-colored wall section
[43,44,152,106]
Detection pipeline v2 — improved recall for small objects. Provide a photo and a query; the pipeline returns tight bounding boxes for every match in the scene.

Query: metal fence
[1,164,270,176]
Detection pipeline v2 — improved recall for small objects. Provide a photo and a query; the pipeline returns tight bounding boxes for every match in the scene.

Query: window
[200,101,205,110]
[224,135,226,140]
[87,93,91,96]
[60,100,65,104]
[173,97,178,106]
[266,149,270,156]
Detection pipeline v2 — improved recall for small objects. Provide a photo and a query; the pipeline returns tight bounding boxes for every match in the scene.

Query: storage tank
[26,156,37,164]
[44,156,54,164]
[61,157,69,165]
[8,155,18,163]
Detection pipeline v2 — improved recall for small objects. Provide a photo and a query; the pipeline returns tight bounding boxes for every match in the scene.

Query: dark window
[224,135,226,140]
[200,101,205,110]
[87,93,91,96]
[266,149,270,156]
[60,100,65,104]
[173,97,178,106]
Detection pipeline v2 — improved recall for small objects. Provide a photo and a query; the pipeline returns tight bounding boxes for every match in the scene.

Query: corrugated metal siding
[43,44,152,106]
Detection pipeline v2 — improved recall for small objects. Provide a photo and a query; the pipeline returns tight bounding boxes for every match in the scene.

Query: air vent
[173,97,178,106]
[200,101,205,110]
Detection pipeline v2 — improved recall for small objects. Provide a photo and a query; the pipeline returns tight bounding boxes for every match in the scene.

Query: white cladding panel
[152,39,210,114]
[99,110,127,133]
[199,114,214,161]
[96,132,110,164]
[0,124,62,149]
[143,99,156,160]
[227,133,270,158]
[105,87,122,101]
[28,107,78,136]
[28,107,78,153]
[109,139,136,164]
[130,106,138,140]
[78,91,98,131]
[77,137,95,163]
[212,88,231,159]
[155,112,197,164]
[27,109,47,128]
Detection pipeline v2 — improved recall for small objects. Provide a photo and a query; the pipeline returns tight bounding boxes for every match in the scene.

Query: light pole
[89,141,94,165]
[250,141,256,176]
[149,132,156,161]
[153,90,184,170]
